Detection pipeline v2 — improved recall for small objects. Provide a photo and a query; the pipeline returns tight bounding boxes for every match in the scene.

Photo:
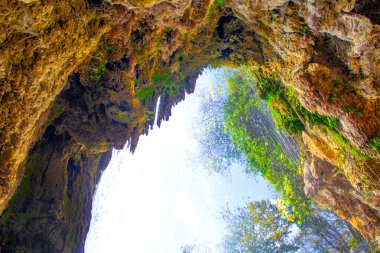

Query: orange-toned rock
[0,0,379,251]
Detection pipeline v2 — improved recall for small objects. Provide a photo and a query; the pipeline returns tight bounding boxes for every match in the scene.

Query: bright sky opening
[85,69,273,253]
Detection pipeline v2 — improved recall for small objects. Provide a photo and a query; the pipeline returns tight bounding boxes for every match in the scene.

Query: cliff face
[0,0,111,213]
[0,0,379,252]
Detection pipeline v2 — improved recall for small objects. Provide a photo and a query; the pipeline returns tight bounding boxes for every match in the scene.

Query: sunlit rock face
[303,149,380,242]
[0,0,110,215]
[0,0,379,251]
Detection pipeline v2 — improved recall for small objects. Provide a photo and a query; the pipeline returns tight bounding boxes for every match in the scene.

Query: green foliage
[343,107,364,117]
[224,69,312,223]
[222,200,299,252]
[223,201,374,253]
[152,71,171,85]
[253,71,342,136]
[152,71,184,97]
[136,57,144,66]
[98,85,106,92]
[90,61,106,82]
[347,237,358,250]
[299,24,311,36]
[368,137,380,155]
[224,68,370,222]
[207,0,224,20]
[144,110,155,123]
[180,33,187,43]
[327,127,367,160]
[90,39,112,82]
[253,70,367,160]
[141,110,155,132]
[107,44,116,53]
[135,86,155,106]
[90,46,107,82]
[192,76,245,174]
[295,208,376,253]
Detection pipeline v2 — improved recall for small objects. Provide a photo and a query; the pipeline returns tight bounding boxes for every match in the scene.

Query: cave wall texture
[0,0,379,252]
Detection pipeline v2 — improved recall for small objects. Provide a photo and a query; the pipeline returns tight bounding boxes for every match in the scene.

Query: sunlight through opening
[85,68,273,253]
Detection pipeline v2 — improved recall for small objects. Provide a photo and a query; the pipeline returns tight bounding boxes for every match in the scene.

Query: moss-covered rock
[0,0,380,251]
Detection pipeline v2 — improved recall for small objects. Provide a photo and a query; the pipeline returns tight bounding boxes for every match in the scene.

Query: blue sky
[85,69,274,253]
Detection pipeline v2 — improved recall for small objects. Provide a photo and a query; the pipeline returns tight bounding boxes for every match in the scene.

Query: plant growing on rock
[224,68,312,223]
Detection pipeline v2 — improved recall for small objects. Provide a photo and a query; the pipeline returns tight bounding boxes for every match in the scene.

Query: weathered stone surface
[0,126,112,253]
[0,0,379,251]
[303,150,380,243]
[0,0,111,213]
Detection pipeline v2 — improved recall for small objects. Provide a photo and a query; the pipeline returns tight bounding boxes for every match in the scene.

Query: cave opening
[1,1,379,252]
[84,68,276,252]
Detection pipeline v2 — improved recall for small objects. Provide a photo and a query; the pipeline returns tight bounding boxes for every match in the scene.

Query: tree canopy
[223,68,312,222]
[191,70,245,174]
[222,200,298,253]
[221,200,376,253]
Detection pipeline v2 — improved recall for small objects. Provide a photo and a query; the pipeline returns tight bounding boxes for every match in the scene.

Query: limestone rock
[0,0,380,251]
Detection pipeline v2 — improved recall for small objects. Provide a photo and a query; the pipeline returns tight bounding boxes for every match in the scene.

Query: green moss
[107,44,116,53]
[136,57,144,66]
[1,197,16,224]
[145,110,154,120]
[253,70,368,160]
[207,0,224,20]
[20,162,40,195]
[152,71,171,85]
[46,102,65,126]
[327,128,368,160]
[90,61,106,82]
[347,237,358,250]
[98,85,106,92]
[135,86,155,106]
[180,33,187,43]
[106,107,136,124]
[152,70,184,96]
[299,24,311,36]
[368,137,380,155]
[90,40,109,82]
[343,107,364,117]
[0,161,39,224]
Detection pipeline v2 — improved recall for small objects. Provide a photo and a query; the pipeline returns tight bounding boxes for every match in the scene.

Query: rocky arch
[0,0,379,252]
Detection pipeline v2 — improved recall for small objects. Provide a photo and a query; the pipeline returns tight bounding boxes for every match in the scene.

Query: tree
[222,200,376,253]
[192,70,245,174]
[294,207,377,253]
[223,68,312,222]
[181,244,195,253]
[222,200,299,253]
[181,242,223,253]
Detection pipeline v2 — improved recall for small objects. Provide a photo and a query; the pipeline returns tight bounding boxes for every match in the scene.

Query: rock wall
[0,0,110,213]
[0,0,379,251]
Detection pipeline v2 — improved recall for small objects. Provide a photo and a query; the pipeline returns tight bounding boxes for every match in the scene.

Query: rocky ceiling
[0,0,379,252]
